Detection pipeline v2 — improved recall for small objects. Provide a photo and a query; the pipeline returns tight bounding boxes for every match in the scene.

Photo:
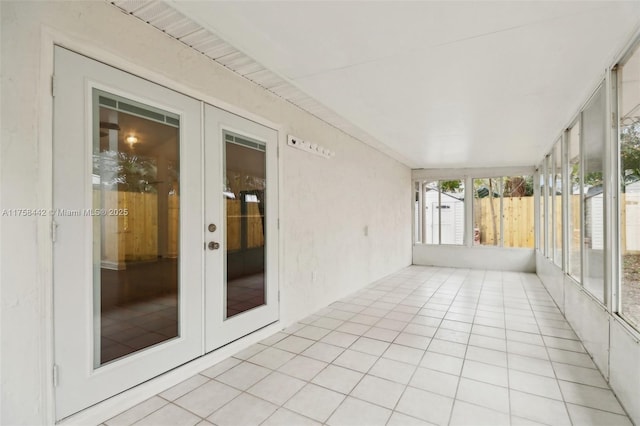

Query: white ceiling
[167,1,640,169]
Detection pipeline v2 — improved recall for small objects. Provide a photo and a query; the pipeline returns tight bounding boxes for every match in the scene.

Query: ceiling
[164,1,640,169]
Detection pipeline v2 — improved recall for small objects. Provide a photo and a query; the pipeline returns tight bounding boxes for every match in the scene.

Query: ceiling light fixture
[126,135,138,146]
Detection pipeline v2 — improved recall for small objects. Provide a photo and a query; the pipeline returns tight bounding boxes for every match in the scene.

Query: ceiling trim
[109,0,418,167]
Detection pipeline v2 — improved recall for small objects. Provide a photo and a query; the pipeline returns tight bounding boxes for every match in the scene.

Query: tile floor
[104,266,633,426]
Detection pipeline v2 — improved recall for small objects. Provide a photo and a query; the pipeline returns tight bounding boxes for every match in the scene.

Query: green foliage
[440,180,463,192]
[621,121,640,190]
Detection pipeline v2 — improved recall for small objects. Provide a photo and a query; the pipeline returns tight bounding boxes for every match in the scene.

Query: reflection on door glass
[93,90,180,366]
[224,132,266,318]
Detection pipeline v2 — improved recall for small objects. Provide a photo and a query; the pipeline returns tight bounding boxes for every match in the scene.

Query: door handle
[208,241,220,250]
[208,223,217,232]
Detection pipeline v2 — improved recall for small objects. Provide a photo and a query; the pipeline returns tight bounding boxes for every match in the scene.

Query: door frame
[37,29,284,424]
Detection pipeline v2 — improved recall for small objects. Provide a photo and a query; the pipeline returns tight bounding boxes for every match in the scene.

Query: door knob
[208,224,217,232]
[208,241,220,250]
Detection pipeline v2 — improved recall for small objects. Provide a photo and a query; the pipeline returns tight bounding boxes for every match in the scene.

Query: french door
[53,47,278,420]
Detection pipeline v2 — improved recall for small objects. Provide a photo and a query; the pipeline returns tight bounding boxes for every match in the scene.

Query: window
[414,181,422,244]
[553,140,563,267]
[474,178,501,246]
[423,180,465,245]
[568,121,581,282]
[618,43,640,330]
[503,176,535,248]
[546,154,553,258]
[582,84,606,303]
[539,161,546,254]
[474,175,534,247]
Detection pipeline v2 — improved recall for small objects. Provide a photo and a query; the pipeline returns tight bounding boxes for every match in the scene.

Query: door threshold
[57,321,282,425]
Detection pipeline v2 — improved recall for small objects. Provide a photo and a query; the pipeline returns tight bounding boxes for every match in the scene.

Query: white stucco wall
[0,2,411,424]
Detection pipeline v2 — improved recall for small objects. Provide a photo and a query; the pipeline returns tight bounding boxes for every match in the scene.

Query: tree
[621,120,640,190]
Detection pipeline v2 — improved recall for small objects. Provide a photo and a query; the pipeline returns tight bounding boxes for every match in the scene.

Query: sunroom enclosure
[413,34,640,424]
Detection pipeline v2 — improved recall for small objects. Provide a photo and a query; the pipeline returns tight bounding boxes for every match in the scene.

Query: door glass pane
[224,131,266,318]
[582,84,606,303]
[474,177,501,246]
[93,90,180,366]
[619,44,640,330]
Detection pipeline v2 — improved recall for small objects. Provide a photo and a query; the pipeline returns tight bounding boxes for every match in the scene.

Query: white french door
[53,47,278,420]
[203,105,279,352]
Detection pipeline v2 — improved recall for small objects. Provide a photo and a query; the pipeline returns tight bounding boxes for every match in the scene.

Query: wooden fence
[474,197,535,248]
[98,191,264,266]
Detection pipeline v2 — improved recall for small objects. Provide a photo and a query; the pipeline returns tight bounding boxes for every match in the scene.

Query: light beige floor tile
[320,330,360,348]
[350,375,405,409]
[566,403,633,426]
[301,341,344,363]
[507,353,555,377]
[409,367,459,397]
[465,345,507,367]
[133,403,200,426]
[105,396,168,426]
[278,355,327,381]
[510,390,571,425]
[336,321,371,336]
[449,400,510,426]
[509,369,563,400]
[552,362,608,388]
[363,327,401,342]
[326,396,391,426]
[248,371,306,406]
[232,343,267,360]
[350,336,390,356]
[283,383,345,422]
[294,325,332,341]
[311,364,363,394]
[461,359,508,387]
[274,335,315,353]
[547,348,597,368]
[200,357,241,379]
[333,349,378,372]
[396,387,454,425]
[558,380,626,414]
[456,377,510,413]
[159,375,209,401]
[208,393,277,426]
[247,347,295,370]
[174,380,240,418]
[393,332,431,350]
[386,411,436,426]
[215,362,271,391]
[382,343,424,365]
[368,357,417,384]
[420,351,464,375]
[426,339,467,358]
[261,408,321,426]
